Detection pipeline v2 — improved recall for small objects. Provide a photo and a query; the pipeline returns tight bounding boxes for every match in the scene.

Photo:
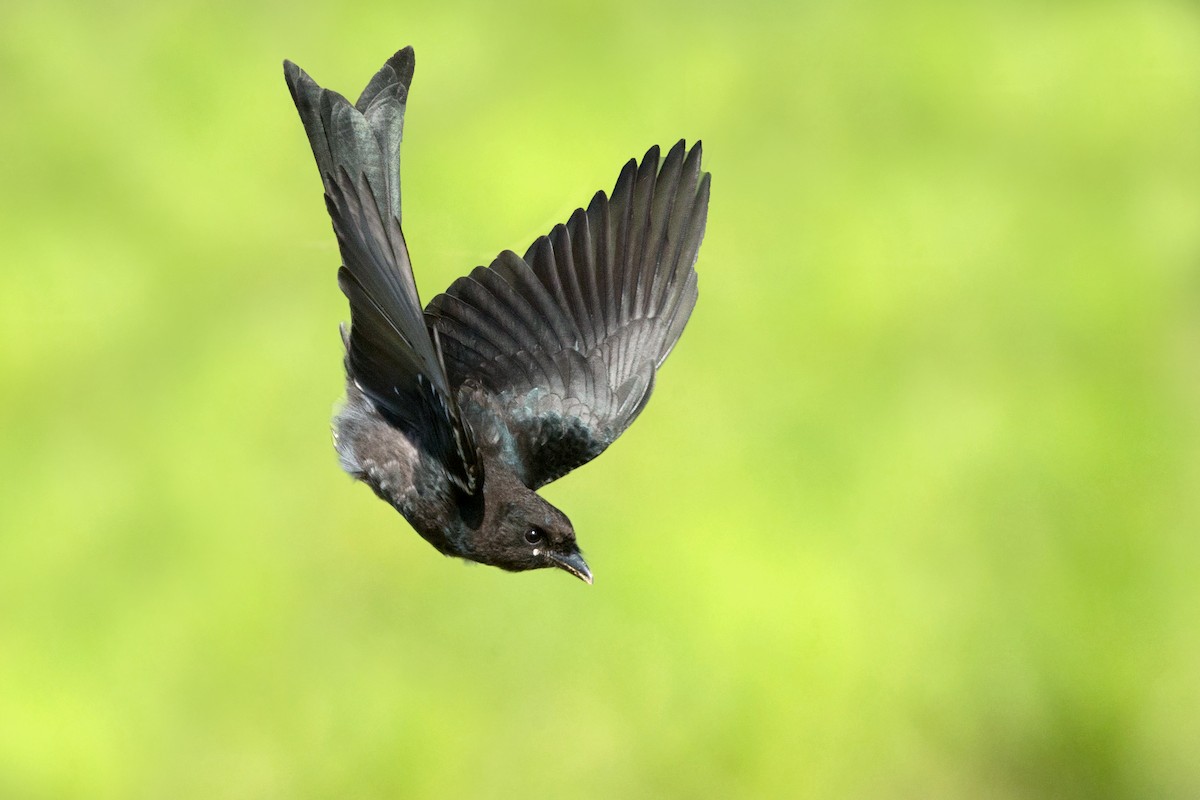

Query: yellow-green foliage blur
[2,0,1198,797]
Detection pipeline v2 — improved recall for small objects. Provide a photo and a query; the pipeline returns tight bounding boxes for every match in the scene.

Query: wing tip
[637,146,662,183]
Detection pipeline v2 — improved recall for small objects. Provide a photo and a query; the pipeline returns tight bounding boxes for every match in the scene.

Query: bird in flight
[283,46,709,583]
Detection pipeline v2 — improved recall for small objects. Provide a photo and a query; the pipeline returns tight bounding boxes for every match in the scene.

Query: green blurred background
[3,0,1199,797]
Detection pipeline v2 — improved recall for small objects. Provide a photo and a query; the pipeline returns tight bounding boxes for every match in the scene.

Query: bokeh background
[3,0,1199,797]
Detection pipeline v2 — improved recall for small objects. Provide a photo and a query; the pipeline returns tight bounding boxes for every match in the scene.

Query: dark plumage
[284,46,710,583]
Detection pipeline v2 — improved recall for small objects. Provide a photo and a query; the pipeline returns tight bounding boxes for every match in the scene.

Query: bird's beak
[549,551,593,584]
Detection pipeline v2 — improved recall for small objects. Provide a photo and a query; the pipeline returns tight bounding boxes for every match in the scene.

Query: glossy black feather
[286,50,478,494]
[286,46,708,582]
[426,141,709,489]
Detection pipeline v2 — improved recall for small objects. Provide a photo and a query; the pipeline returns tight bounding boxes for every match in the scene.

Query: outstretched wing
[285,49,479,493]
[425,141,709,489]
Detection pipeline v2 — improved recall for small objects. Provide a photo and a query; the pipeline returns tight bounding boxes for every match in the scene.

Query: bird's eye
[525,527,545,545]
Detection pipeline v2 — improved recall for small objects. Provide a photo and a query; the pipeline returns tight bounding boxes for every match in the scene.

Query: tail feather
[356,48,413,218]
[283,46,414,221]
[284,47,480,494]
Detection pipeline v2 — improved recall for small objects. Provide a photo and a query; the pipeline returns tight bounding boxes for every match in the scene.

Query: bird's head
[471,484,592,584]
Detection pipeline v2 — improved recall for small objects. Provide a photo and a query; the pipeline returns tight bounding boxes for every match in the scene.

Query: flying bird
[283,46,709,583]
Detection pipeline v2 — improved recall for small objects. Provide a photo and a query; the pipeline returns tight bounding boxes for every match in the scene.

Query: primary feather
[427,140,708,489]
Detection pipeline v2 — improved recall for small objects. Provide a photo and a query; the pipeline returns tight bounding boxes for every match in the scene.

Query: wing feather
[425,141,710,489]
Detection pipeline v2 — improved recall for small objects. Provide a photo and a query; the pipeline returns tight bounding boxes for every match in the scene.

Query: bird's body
[284,46,709,582]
